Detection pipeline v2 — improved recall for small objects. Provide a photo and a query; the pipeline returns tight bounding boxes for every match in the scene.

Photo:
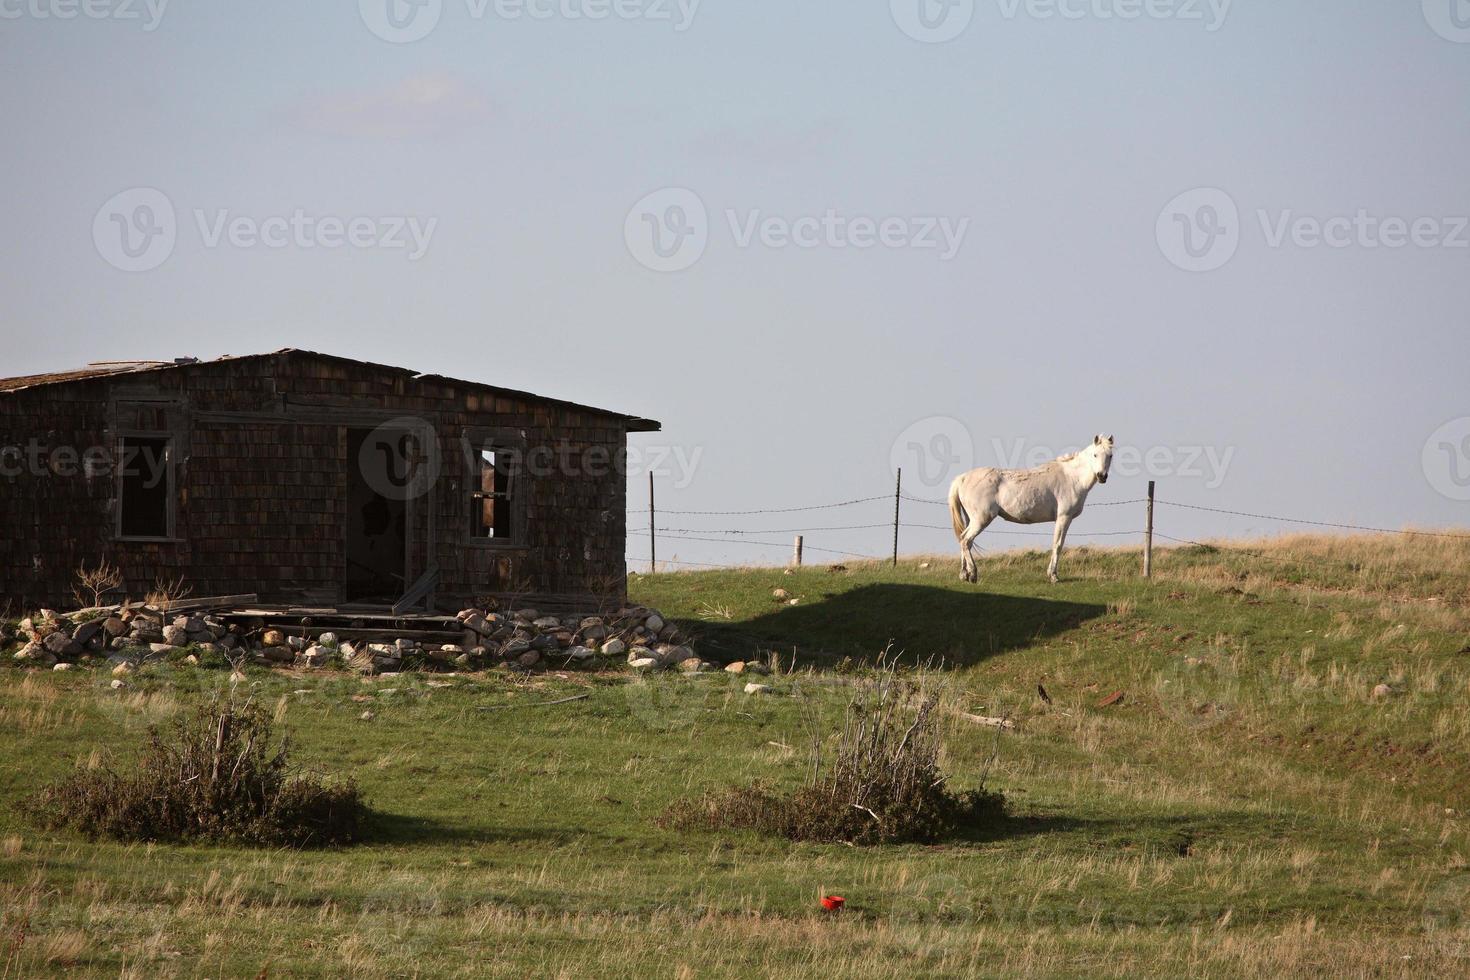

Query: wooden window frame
[114,430,180,543]
[464,428,527,550]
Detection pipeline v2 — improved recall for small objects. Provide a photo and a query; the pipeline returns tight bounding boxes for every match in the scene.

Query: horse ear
[1094,435,1102,446]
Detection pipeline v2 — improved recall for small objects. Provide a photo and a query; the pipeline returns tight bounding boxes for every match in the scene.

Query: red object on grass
[821,895,845,911]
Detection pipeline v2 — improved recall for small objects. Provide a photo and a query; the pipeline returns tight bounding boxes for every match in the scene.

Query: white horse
[948,435,1114,584]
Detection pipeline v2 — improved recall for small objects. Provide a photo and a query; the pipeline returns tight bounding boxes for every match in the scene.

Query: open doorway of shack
[346,427,409,603]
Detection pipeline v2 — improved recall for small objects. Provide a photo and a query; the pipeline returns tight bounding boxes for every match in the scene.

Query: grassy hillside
[2,535,1469,977]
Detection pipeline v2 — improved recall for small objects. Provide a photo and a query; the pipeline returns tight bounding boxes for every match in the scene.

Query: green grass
[3,536,1470,977]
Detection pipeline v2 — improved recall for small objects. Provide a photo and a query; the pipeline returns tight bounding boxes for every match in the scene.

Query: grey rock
[162,625,188,646]
[42,632,73,655]
[73,619,106,646]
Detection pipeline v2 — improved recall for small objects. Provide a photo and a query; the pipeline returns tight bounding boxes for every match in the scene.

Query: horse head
[1089,434,1114,484]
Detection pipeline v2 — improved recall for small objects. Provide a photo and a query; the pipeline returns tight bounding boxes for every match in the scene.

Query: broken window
[118,435,173,539]
[470,448,514,541]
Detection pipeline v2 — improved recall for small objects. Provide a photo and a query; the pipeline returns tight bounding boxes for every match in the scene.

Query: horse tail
[948,478,968,541]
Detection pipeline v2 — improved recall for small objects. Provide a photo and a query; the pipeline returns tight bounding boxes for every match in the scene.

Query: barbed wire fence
[626,476,1470,574]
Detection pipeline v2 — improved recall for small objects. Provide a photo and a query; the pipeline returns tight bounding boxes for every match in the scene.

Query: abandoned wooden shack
[0,349,660,613]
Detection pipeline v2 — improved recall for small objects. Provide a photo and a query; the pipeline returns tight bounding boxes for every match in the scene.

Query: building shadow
[684,583,1105,669]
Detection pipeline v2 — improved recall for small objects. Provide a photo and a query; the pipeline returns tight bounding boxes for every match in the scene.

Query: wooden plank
[162,593,259,612]
[392,564,440,615]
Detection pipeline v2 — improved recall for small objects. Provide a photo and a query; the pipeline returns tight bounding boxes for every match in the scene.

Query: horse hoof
[1048,575,1059,584]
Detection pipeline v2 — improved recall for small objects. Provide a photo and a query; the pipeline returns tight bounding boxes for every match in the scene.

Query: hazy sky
[3,1,1468,568]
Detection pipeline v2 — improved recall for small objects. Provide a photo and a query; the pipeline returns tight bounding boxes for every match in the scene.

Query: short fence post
[892,468,902,568]
[793,535,803,567]
[648,472,656,574]
[1143,480,1155,579]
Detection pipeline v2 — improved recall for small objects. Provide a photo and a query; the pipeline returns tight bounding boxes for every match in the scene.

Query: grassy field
[3,534,1470,977]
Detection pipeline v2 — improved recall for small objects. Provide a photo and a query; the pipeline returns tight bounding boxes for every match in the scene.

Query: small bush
[660,678,1003,845]
[27,696,362,847]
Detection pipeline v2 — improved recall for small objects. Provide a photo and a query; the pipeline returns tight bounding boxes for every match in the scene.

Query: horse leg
[960,513,994,583]
[1047,513,1074,584]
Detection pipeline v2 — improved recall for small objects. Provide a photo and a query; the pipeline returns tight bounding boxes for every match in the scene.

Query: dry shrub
[661,678,1003,845]
[26,695,362,847]
[72,560,123,609]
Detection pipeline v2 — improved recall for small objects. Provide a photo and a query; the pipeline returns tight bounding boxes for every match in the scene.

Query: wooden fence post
[648,472,656,574]
[1144,479,1155,579]
[892,468,902,568]
[793,535,803,567]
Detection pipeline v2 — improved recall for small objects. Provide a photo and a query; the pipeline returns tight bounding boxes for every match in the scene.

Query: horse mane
[1055,451,1079,462]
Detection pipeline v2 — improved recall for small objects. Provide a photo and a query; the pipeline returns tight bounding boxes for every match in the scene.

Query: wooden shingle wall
[0,352,631,611]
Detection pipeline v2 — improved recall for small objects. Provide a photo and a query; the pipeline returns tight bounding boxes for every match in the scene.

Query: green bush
[27,695,363,847]
[661,680,1003,845]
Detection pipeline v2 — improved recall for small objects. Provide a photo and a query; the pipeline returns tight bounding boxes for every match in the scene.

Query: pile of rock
[309,605,708,675]
[429,604,708,675]
[4,602,707,677]
[7,606,241,669]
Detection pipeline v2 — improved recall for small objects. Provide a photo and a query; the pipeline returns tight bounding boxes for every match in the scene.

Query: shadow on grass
[683,583,1105,669]
[361,810,593,847]
[960,811,1216,851]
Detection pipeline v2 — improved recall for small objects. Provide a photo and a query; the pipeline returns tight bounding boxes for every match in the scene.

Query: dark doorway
[346,427,409,603]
